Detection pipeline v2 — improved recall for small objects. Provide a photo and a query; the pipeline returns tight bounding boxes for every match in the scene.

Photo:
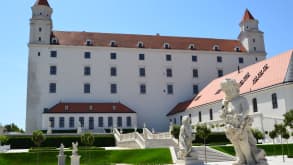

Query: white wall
[27,44,265,132]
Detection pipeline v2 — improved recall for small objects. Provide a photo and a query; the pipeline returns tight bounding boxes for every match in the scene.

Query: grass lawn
[0,148,172,165]
[211,143,293,156]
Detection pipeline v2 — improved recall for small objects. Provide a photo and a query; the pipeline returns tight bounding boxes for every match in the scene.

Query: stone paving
[206,156,293,165]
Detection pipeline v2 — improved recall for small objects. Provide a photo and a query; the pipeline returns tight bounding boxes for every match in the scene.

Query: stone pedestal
[57,155,66,165]
[176,157,204,165]
[70,155,81,165]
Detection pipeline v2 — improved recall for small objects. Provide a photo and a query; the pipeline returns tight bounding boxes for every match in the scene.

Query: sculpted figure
[59,143,64,155]
[72,142,78,156]
[220,78,267,165]
[178,116,193,159]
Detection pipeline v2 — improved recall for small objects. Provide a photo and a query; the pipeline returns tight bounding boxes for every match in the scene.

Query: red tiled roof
[241,9,255,23]
[51,31,246,52]
[167,100,193,116]
[45,103,136,114]
[34,0,50,7]
[167,50,293,116]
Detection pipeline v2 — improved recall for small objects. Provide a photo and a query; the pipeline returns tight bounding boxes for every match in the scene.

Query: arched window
[252,98,258,112]
[163,43,170,49]
[137,41,144,48]
[272,93,278,109]
[109,40,117,47]
[85,39,93,46]
[213,45,220,51]
[188,44,195,50]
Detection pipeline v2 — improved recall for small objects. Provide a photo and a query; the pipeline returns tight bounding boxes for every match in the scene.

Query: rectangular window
[173,118,177,124]
[50,51,57,58]
[166,68,173,77]
[84,83,90,93]
[50,66,57,75]
[218,69,223,77]
[139,54,145,60]
[193,69,198,78]
[117,116,122,127]
[126,116,132,127]
[140,84,146,94]
[272,93,278,109]
[198,111,202,122]
[84,66,91,76]
[192,55,197,62]
[110,67,117,76]
[110,52,116,59]
[111,83,117,94]
[180,116,183,125]
[252,98,258,112]
[49,117,55,128]
[139,67,146,77]
[166,54,172,61]
[167,84,173,95]
[79,117,84,127]
[189,114,192,124]
[69,117,75,128]
[108,117,113,127]
[49,83,56,93]
[84,52,91,59]
[193,85,199,95]
[98,117,104,127]
[239,57,244,64]
[209,109,213,120]
[217,56,222,63]
[59,117,64,128]
[89,117,94,130]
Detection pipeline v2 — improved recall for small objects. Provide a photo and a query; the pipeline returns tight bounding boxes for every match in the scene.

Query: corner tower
[30,0,53,44]
[238,9,266,55]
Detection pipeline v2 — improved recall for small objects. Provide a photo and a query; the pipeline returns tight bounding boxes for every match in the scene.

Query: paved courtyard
[207,156,293,165]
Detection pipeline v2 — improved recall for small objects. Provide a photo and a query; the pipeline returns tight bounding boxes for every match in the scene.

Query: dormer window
[85,39,93,46]
[109,40,117,47]
[213,45,220,51]
[112,105,116,111]
[137,41,144,48]
[234,47,241,52]
[65,105,69,111]
[89,105,93,111]
[51,37,58,45]
[163,43,170,49]
[188,44,195,50]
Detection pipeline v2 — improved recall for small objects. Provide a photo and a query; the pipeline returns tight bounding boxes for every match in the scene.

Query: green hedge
[7,134,115,149]
[193,132,230,145]
[212,143,293,156]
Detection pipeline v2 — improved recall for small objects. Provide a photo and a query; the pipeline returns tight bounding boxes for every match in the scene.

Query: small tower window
[85,39,93,46]
[188,44,195,50]
[254,47,257,51]
[38,27,42,32]
[163,43,170,49]
[109,40,117,47]
[213,45,220,51]
[38,37,42,42]
[252,38,256,43]
[137,41,144,48]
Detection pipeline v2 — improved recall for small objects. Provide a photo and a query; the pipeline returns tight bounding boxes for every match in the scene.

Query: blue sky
[0,0,292,130]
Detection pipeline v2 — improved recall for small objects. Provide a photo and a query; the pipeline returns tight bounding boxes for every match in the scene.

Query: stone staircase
[193,146,236,162]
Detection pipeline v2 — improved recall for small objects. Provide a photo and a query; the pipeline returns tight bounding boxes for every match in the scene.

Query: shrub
[171,125,180,139]
[0,135,9,145]
[31,130,46,147]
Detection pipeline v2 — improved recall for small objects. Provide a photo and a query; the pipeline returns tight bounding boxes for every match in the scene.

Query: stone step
[192,146,235,162]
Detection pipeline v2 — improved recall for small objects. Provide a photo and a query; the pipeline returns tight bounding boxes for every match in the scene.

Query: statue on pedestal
[220,78,267,165]
[58,143,66,165]
[47,120,52,135]
[77,121,82,134]
[178,116,193,159]
[72,142,78,156]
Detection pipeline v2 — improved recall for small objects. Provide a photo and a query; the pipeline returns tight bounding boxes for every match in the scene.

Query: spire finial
[34,0,50,7]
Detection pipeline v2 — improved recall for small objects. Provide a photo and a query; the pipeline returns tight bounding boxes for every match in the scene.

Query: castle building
[26,0,266,132]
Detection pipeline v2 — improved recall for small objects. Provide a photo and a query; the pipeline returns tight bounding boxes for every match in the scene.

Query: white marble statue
[77,121,82,134]
[178,116,193,159]
[72,142,78,156]
[59,143,64,156]
[220,78,267,165]
[47,120,52,134]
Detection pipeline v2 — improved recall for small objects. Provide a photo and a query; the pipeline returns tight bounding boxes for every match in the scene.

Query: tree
[170,125,180,139]
[0,135,8,145]
[282,131,290,156]
[196,124,211,163]
[283,110,293,128]
[31,130,46,165]
[269,130,277,155]
[273,123,288,162]
[251,128,265,144]
[81,132,95,164]
[4,123,24,133]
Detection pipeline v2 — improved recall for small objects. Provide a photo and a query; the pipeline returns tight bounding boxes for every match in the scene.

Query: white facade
[26,1,266,132]
[42,112,137,131]
[168,83,293,133]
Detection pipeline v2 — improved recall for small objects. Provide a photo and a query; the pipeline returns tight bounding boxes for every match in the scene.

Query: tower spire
[241,9,255,23]
[34,0,50,7]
